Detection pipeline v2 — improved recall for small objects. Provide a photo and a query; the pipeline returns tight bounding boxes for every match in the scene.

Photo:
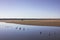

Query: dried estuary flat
[0,19,60,26]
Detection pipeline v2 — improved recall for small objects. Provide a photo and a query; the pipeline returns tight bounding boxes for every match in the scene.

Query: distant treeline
[0,18,60,20]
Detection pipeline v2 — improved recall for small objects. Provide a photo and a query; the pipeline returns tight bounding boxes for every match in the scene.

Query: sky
[0,0,60,18]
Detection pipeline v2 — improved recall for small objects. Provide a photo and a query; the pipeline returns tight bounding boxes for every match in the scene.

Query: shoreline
[0,19,60,26]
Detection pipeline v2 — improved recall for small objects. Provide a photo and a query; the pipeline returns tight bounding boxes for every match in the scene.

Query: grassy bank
[0,20,60,26]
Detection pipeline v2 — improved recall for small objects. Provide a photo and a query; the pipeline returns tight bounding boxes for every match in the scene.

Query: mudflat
[0,19,60,26]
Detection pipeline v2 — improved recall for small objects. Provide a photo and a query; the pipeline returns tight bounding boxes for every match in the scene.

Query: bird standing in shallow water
[40,32,42,35]
[23,28,25,31]
[19,27,21,30]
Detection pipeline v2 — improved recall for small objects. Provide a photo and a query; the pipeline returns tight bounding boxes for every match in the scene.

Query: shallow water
[0,22,60,40]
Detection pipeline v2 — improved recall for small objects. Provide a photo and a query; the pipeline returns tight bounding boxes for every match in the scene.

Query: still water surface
[0,22,60,40]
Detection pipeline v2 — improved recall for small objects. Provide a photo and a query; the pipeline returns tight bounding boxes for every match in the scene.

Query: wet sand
[0,19,60,26]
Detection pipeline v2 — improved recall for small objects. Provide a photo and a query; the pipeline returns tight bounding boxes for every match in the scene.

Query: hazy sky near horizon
[0,0,60,18]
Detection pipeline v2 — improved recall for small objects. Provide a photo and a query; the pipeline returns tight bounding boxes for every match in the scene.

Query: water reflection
[0,22,60,40]
[48,32,51,36]
[54,32,56,35]
[16,27,18,29]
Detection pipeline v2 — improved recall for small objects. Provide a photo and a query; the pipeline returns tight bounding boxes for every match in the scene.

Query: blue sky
[0,0,60,18]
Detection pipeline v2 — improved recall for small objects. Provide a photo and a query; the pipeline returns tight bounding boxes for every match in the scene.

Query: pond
[0,22,60,40]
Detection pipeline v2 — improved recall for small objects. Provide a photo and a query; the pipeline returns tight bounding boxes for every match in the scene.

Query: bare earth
[0,20,60,26]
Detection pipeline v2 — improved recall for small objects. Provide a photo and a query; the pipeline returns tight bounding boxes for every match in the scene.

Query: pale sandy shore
[0,20,60,26]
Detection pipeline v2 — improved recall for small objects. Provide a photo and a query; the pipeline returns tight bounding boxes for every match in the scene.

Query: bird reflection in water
[48,32,50,36]
[54,32,56,39]
[54,32,56,35]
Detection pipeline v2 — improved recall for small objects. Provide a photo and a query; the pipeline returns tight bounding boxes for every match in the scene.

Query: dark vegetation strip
[0,18,60,20]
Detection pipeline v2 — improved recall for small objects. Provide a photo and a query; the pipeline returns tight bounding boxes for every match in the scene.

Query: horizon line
[0,18,60,20]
